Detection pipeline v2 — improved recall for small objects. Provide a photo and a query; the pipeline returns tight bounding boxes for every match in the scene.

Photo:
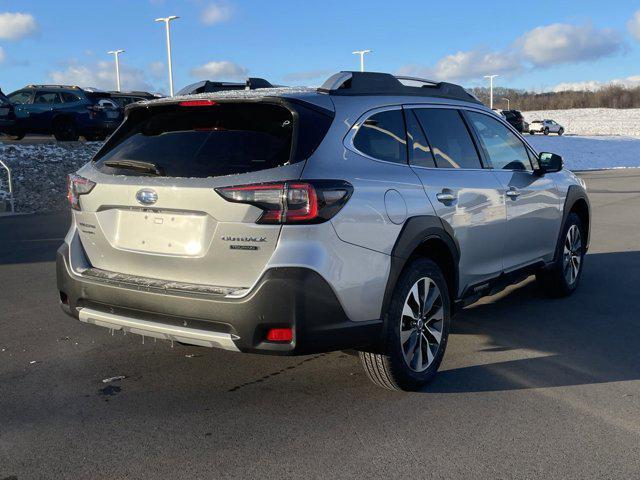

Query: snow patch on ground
[0,140,102,212]
[527,135,640,170]
[523,108,640,137]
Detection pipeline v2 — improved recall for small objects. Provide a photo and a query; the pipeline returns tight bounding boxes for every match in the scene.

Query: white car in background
[530,119,564,136]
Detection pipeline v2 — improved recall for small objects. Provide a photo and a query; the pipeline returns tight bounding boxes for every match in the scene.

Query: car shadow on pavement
[428,250,640,393]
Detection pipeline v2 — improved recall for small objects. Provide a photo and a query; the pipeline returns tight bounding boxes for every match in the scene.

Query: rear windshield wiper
[103,159,165,176]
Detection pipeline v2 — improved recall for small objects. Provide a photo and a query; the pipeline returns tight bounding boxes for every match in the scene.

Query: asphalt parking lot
[1,169,639,479]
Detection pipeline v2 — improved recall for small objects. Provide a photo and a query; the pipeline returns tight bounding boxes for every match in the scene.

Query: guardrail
[0,158,15,213]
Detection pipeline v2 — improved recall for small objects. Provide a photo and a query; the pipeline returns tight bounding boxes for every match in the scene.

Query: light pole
[484,74,499,109]
[352,49,372,72]
[501,97,510,109]
[155,15,179,96]
[107,49,125,92]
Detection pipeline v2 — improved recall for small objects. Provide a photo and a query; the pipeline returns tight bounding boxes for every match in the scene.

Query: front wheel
[9,131,25,140]
[558,128,564,136]
[360,258,451,391]
[536,212,585,296]
[529,131,535,135]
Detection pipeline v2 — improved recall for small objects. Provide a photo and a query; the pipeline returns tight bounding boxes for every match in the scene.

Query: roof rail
[25,84,81,90]
[318,71,481,104]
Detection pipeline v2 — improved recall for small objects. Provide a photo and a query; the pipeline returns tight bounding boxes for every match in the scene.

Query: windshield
[94,101,333,178]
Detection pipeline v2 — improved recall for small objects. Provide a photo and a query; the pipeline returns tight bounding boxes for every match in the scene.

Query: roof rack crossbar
[317,71,481,104]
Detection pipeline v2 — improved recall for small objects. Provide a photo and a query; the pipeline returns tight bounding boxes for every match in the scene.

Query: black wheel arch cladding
[381,215,460,317]
[557,184,590,258]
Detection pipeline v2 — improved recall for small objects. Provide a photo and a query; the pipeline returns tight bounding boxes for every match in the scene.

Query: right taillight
[215,180,353,224]
[67,174,96,210]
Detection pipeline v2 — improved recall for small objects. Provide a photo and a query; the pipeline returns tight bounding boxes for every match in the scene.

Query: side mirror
[536,152,563,174]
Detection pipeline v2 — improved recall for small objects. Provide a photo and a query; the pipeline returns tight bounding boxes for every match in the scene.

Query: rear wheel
[529,131,535,135]
[360,258,450,391]
[10,131,25,141]
[536,212,585,296]
[53,117,79,141]
[543,127,550,135]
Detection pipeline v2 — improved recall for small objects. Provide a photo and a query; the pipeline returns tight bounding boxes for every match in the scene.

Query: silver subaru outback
[57,71,590,391]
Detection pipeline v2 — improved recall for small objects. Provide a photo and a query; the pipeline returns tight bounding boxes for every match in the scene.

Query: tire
[10,131,25,141]
[536,212,585,297]
[558,128,564,136]
[543,127,550,135]
[529,131,535,135]
[360,258,451,391]
[53,117,79,141]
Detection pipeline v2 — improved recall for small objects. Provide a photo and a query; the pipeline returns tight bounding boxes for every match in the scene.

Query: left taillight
[215,180,353,224]
[67,174,96,211]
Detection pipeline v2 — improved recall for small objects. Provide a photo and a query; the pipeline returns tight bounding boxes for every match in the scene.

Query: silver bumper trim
[78,307,241,351]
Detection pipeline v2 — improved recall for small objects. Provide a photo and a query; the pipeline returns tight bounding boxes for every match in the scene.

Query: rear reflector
[179,100,218,107]
[266,328,293,342]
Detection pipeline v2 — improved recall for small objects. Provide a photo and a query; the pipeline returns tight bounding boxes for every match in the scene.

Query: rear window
[94,101,332,178]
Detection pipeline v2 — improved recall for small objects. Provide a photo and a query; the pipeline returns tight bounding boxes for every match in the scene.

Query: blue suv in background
[0,85,123,141]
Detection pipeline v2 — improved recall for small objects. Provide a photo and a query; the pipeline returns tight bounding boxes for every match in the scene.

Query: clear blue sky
[1,0,639,94]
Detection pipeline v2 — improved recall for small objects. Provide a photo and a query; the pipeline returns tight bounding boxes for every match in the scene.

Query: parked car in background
[0,85,123,141]
[530,119,564,136]
[109,91,164,108]
[176,77,274,96]
[502,109,528,133]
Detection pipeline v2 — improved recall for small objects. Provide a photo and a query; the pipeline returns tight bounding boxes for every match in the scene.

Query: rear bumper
[56,242,382,355]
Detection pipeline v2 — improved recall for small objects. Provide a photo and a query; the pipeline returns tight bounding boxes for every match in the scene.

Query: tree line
[467,85,640,111]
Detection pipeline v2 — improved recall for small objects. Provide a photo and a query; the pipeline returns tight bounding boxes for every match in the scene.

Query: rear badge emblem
[136,189,158,206]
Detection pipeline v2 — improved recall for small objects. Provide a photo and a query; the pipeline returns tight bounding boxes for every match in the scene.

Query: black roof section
[318,71,481,104]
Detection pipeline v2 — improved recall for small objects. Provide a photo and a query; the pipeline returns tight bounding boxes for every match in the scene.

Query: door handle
[506,187,520,199]
[436,189,455,203]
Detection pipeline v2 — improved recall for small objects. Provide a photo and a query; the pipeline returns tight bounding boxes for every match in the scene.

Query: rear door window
[413,108,482,169]
[405,109,435,168]
[95,101,332,178]
[353,109,407,164]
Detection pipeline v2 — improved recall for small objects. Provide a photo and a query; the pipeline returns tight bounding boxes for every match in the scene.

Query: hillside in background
[469,85,640,111]
[522,108,640,136]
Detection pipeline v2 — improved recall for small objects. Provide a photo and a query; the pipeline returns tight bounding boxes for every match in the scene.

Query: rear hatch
[72,97,333,290]
[84,91,123,122]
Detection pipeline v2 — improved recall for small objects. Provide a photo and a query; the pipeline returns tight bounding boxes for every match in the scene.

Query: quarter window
[353,110,407,164]
[413,108,482,169]
[61,92,81,103]
[467,111,532,171]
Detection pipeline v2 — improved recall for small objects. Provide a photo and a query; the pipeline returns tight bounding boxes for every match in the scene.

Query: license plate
[0,107,9,116]
[114,210,208,256]
[106,111,119,119]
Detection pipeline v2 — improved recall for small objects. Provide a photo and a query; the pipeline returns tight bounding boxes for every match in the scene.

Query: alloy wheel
[400,277,444,372]
[563,225,582,284]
